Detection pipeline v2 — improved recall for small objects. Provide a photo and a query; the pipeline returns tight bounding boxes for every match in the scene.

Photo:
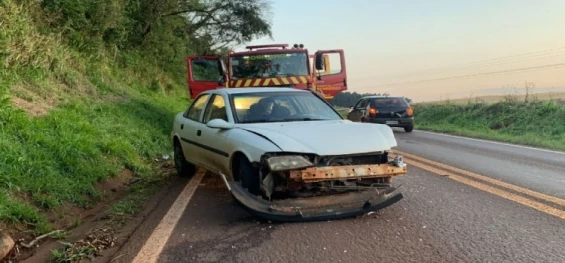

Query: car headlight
[266,155,313,171]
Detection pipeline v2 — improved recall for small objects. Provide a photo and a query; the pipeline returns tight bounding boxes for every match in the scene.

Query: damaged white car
[171,87,407,221]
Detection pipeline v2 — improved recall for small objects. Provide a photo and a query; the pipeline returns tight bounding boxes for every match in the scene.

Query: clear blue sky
[242,0,565,101]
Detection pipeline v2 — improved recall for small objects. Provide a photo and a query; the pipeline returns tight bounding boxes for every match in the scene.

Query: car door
[178,93,211,165]
[197,93,233,171]
[347,99,369,122]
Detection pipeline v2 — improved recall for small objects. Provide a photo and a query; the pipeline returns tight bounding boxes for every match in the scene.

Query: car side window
[354,99,368,109]
[202,94,228,123]
[185,94,210,121]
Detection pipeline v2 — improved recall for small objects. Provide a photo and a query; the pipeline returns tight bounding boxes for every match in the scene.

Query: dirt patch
[9,84,61,117]
[99,170,136,196]
[44,169,136,231]
[10,96,52,117]
[1,168,141,262]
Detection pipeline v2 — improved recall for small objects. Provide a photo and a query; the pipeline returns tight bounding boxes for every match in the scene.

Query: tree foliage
[38,0,272,49]
[21,0,272,86]
[35,0,272,73]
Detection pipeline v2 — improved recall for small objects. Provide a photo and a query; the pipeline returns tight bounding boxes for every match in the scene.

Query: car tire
[404,125,414,133]
[238,156,260,195]
[174,141,196,178]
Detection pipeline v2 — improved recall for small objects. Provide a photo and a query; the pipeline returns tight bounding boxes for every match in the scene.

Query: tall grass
[0,0,191,233]
[413,100,565,151]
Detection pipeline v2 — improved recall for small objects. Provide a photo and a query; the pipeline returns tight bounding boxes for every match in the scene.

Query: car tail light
[369,107,378,116]
[406,107,414,116]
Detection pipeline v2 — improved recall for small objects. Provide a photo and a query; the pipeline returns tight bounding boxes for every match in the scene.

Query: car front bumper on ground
[229,182,403,222]
[223,160,407,222]
[368,117,414,127]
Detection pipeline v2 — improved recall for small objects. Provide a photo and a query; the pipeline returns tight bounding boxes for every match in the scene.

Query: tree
[162,0,273,50]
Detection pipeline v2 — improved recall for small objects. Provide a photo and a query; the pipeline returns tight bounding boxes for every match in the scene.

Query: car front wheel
[404,124,414,133]
[238,156,260,195]
[174,141,196,178]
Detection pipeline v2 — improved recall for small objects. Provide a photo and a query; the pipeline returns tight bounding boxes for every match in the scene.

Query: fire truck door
[186,56,227,99]
[313,50,347,99]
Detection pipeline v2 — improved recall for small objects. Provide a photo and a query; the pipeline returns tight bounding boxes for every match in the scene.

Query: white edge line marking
[132,169,206,263]
[415,130,565,155]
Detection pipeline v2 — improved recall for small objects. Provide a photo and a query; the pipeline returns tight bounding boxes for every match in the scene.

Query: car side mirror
[218,75,226,86]
[315,54,324,70]
[206,119,233,130]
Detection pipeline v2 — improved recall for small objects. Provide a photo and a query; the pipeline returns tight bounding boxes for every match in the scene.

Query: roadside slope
[412,100,565,151]
[0,0,272,261]
[0,0,189,239]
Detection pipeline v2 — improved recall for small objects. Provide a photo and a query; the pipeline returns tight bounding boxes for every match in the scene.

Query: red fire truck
[185,43,347,101]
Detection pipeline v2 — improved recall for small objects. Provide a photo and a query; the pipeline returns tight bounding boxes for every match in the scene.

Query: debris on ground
[19,230,64,249]
[0,233,15,260]
[52,228,116,262]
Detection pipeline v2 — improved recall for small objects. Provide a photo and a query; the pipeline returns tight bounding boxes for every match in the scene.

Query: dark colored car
[346,96,414,132]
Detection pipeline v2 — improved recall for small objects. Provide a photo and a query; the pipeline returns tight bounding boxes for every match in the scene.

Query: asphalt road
[112,130,565,263]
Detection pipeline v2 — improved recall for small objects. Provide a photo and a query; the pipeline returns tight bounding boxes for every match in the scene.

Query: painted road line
[132,169,206,263]
[415,130,565,155]
[404,157,565,220]
[394,150,565,207]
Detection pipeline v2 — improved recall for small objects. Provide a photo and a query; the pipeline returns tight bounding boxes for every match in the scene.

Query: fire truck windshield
[230,52,308,79]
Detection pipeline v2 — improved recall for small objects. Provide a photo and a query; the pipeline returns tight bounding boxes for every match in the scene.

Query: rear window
[370,97,410,108]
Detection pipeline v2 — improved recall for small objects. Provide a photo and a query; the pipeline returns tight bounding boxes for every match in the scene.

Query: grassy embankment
[412,95,565,151]
[0,0,191,236]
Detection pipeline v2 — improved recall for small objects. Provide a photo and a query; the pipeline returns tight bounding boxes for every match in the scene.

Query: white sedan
[171,87,407,221]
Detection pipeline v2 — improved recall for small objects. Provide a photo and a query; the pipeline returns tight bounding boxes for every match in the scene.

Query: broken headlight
[266,155,313,172]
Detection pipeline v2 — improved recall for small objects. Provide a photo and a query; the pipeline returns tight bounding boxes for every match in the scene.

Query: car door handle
[197,130,201,136]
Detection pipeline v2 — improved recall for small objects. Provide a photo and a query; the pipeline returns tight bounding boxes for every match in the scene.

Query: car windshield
[231,91,342,123]
[230,52,309,79]
[371,97,410,108]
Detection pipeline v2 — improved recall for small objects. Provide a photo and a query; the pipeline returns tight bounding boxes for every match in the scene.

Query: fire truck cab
[185,43,347,101]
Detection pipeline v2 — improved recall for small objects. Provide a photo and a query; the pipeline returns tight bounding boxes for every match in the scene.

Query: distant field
[413,100,565,151]
[335,107,350,117]
[415,92,565,105]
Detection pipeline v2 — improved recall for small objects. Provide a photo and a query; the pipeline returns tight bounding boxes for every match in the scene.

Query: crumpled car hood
[236,120,397,155]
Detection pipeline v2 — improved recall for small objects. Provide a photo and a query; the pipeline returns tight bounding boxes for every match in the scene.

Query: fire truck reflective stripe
[290,77,299,84]
[235,80,243,87]
[264,78,271,85]
[299,76,308,83]
[244,79,252,86]
[253,79,262,86]
[272,78,281,85]
[281,78,290,85]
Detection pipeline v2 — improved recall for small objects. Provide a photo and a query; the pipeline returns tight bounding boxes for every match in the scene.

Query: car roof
[207,87,309,95]
[361,95,406,100]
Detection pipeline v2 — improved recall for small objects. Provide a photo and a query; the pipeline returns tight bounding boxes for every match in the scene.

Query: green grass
[0,0,191,234]
[334,106,350,118]
[0,88,188,233]
[413,101,565,151]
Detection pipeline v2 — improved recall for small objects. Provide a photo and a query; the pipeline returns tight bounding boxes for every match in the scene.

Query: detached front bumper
[229,182,403,222]
[226,157,408,222]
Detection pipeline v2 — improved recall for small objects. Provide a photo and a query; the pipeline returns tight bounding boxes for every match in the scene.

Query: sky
[241,0,565,102]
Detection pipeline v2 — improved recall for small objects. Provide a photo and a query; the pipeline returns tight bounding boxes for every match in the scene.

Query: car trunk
[373,106,409,118]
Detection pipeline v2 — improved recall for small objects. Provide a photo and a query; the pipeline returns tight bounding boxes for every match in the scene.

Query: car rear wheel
[238,156,260,195]
[404,124,414,133]
[174,141,196,178]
